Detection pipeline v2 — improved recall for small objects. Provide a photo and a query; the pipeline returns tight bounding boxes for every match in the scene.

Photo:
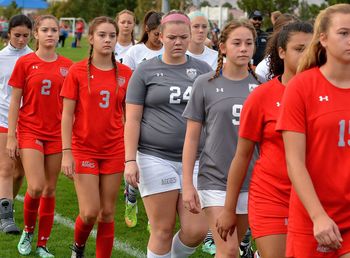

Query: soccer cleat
[124,201,137,228]
[254,251,261,258]
[17,230,34,255]
[147,221,151,233]
[239,242,254,258]
[0,198,20,234]
[36,246,55,258]
[70,244,85,258]
[202,239,216,255]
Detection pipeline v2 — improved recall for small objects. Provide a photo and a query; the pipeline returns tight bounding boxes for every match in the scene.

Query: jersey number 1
[338,120,350,147]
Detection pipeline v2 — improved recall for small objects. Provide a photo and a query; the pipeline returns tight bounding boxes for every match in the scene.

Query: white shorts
[137,152,198,198]
[198,190,248,214]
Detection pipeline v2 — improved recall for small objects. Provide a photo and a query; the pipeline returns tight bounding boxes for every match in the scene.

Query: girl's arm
[124,103,143,187]
[216,137,255,241]
[182,119,202,214]
[61,98,76,178]
[7,88,22,158]
[283,131,342,250]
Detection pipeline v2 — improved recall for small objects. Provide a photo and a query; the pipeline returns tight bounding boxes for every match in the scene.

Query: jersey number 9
[232,104,242,126]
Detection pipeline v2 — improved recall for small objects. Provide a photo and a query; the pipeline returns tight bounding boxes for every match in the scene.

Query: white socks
[147,249,171,258]
[171,231,197,258]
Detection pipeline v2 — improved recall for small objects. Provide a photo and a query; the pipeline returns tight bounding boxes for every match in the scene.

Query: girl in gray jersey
[182,20,261,257]
[125,11,212,258]
[0,14,32,235]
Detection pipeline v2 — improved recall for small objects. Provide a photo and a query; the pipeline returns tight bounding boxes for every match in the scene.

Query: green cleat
[17,230,33,255]
[124,201,137,228]
[36,246,55,258]
[202,239,216,256]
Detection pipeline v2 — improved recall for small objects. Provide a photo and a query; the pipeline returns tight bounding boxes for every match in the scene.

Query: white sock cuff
[147,249,171,258]
[171,231,197,257]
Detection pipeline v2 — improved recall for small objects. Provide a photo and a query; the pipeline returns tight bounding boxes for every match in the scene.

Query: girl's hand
[61,151,75,179]
[124,161,139,188]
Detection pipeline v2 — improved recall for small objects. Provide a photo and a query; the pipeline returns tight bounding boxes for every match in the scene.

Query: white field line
[16,195,146,258]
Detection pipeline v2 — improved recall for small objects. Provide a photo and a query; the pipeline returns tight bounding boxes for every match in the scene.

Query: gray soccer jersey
[126,56,212,162]
[183,71,260,192]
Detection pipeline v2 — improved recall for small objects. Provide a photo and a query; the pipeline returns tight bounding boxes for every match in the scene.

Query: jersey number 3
[41,80,52,96]
[99,90,110,108]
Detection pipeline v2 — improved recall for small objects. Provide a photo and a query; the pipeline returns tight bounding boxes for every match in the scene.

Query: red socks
[96,221,114,258]
[74,216,94,247]
[37,196,55,247]
[23,192,40,233]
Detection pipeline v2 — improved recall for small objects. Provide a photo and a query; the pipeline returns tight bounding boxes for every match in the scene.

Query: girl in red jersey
[61,16,132,258]
[276,4,350,258]
[7,15,73,257]
[215,21,313,258]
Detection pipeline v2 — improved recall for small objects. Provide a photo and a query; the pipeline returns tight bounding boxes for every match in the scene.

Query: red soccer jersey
[8,52,73,141]
[60,60,132,158]
[240,77,291,207]
[276,67,350,234]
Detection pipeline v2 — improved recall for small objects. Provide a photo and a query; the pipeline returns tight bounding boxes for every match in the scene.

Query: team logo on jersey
[60,67,69,77]
[81,161,95,168]
[249,83,259,92]
[186,68,197,80]
[118,76,126,87]
[319,96,329,102]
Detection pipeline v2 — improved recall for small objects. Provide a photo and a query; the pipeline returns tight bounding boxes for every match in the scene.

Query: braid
[248,63,262,84]
[111,52,119,94]
[87,46,93,94]
[209,50,224,81]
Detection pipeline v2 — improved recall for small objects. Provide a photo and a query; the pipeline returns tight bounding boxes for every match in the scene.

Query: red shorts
[18,135,61,155]
[286,230,350,258]
[249,174,290,238]
[74,156,124,175]
[0,127,8,133]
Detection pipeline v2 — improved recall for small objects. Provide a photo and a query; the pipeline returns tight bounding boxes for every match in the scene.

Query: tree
[222,2,233,8]
[2,1,22,19]
[327,0,350,4]
[200,1,211,7]
[237,0,298,18]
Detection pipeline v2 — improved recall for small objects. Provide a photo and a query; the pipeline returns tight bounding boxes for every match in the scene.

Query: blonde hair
[115,9,136,45]
[298,3,350,72]
[87,16,119,95]
[210,19,260,83]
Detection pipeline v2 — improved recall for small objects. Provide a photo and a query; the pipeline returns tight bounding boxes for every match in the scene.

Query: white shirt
[123,43,164,70]
[114,42,133,64]
[0,44,32,128]
[255,56,271,81]
[186,46,218,71]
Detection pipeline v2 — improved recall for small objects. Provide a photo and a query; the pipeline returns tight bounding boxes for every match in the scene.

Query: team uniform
[61,60,132,174]
[276,67,350,257]
[8,52,72,154]
[255,56,270,81]
[0,44,32,131]
[126,55,212,197]
[186,46,218,70]
[114,42,133,64]
[183,71,260,212]
[123,43,164,70]
[239,77,290,238]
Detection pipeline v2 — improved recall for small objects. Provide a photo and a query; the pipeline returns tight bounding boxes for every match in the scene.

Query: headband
[161,13,190,25]
[187,11,207,21]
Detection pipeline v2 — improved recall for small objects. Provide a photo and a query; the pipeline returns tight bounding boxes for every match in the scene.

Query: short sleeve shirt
[123,43,164,70]
[183,72,260,191]
[276,67,350,234]
[8,53,73,140]
[61,60,132,158]
[126,56,212,162]
[186,46,218,70]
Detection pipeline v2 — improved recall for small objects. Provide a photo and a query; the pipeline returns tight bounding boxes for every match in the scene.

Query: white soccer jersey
[114,42,133,64]
[0,44,32,128]
[186,46,218,70]
[255,56,270,81]
[123,43,164,70]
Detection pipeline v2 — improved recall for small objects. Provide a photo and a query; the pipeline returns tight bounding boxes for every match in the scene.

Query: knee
[79,210,99,225]
[27,185,44,198]
[181,226,207,246]
[41,186,57,197]
[217,245,239,258]
[152,225,174,244]
[13,168,24,182]
[98,206,115,222]
[0,161,14,177]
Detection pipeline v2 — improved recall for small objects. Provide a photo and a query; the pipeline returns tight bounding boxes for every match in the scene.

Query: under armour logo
[40,236,50,241]
[276,102,280,107]
[319,96,329,102]
[216,88,224,93]
[32,65,38,69]
[156,73,164,77]
[90,75,94,79]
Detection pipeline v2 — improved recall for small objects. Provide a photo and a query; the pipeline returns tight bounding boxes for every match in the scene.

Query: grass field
[0,36,213,258]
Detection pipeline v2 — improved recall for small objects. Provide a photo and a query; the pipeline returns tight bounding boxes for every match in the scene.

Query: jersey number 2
[41,80,52,96]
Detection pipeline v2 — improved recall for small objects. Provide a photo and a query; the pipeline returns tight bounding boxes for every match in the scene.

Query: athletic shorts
[136,151,198,197]
[18,134,61,155]
[74,155,124,175]
[286,230,350,258]
[249,191,289,239]
[0,127,8,133]
[198,190,248,215]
